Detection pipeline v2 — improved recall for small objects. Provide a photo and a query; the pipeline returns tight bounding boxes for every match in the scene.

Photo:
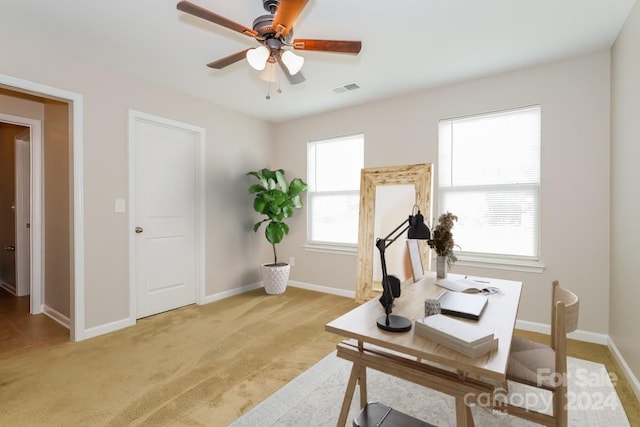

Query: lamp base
[376,314,412,332]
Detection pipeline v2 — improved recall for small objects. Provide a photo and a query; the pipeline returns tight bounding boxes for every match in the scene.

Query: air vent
[330,82,360,94]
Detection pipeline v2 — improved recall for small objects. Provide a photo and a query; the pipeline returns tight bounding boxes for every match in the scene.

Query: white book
[415,315,498,358]
[416,314,494,346]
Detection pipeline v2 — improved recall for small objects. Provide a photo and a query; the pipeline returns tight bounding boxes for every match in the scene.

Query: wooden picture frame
[355,164,433,303]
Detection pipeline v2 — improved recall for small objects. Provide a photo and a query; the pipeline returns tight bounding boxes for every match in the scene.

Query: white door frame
[127,110,206,323]
[0,73,85,341]
[1,114,43,311]
[14,129,33,297]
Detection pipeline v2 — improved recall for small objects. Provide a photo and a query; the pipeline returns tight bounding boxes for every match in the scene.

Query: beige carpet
[0,288,357,426]
[232,351,630,426]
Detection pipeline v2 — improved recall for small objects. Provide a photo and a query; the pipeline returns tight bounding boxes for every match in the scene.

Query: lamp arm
[376,238,393,324]
[380,217,410,249]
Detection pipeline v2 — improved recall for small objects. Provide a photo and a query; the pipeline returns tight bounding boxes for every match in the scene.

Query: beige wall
[43,100,71,316]
[0,90,46,119]
[611,1,640,383]
[1,26,273,330]
[275,51,611,335]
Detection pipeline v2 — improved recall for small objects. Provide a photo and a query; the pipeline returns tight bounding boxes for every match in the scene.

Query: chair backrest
[550,280,580,351]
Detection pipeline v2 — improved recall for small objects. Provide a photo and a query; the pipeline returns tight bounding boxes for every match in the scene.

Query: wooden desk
[326,273,522,427]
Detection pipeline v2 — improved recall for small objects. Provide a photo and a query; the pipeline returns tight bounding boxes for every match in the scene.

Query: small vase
[436,256,447,279]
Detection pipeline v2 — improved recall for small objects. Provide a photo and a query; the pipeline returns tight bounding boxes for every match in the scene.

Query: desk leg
[455,397,475,427]
[359,365,367,408]
[337,362,367,427]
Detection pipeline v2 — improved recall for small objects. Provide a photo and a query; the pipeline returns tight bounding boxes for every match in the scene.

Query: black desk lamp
[376,205,431,332]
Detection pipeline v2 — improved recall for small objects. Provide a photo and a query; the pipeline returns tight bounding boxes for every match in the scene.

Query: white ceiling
[2,0,635,122]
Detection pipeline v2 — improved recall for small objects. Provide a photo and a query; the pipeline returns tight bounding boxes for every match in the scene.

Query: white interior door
[15,130,30,296]
[132,113,202,319]
[1,113,42,315]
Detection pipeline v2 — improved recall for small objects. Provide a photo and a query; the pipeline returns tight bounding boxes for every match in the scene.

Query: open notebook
[438,290,488,321]
[436,277,487,293]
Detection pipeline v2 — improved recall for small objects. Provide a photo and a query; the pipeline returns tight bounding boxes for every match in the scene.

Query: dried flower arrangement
[428,212,459,267]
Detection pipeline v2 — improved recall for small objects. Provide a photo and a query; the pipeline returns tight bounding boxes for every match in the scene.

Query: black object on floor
[352,402,437,427]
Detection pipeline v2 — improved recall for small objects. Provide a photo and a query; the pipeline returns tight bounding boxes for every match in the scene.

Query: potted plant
[247,168,307,294]
[428,212,458,278]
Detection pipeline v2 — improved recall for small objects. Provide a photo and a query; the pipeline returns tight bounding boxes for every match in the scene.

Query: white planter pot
[261,263,291,294]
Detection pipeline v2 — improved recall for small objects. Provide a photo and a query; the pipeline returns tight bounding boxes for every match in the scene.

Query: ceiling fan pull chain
[277,66,283,94]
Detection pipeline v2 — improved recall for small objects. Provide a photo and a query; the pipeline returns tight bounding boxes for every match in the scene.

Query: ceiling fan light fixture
[281,50,304,75]
[246,46,270,70]
[259,61,278,82]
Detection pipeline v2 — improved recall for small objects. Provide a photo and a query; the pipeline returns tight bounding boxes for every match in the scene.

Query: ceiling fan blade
[272,0,309,37]
[276,55,306,85]
[177,1,258,38]
[293,39,362,54]
[206,49,251,69]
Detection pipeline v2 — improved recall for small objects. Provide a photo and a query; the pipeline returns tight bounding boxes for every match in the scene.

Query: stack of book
[414,314,498,358]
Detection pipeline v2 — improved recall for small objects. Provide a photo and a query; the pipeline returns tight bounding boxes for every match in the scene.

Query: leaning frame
[355,164,433,304]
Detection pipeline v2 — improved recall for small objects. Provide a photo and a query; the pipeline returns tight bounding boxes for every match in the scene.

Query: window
[307,134,364,249]
[438,106,541,264]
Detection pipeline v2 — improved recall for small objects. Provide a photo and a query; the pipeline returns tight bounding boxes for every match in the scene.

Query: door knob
[4,246,15,251]
[135,227,144,234]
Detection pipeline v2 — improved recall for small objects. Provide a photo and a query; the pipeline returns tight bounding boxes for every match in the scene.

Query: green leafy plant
[248,168,308,266]
[428,212,459,267]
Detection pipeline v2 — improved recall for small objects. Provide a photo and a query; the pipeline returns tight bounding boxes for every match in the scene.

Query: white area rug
[231,351,629,426]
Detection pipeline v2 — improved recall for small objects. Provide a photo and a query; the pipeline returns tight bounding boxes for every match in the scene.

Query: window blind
[438,106,541,260]
[307,134,364,246]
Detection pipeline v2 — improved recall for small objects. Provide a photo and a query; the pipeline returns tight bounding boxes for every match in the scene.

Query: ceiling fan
[176,0,362,85]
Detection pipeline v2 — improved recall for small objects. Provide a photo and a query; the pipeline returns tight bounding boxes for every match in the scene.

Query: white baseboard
[43,305,71,329]
[83,317,135,340]
[516,319,609,345]
[288,280,356,299]
[0,280,16,295]
[200,282,263,305]
[608,337,640,402]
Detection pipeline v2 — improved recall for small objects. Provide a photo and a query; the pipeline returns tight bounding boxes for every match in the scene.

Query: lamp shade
[259,61,277,82]
[407,211,431,240]
[246,46,270,71]
[281,50,304,75]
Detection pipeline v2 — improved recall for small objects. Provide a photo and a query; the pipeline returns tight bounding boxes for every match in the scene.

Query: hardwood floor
[0,286,637,425]
[0,287,69,359]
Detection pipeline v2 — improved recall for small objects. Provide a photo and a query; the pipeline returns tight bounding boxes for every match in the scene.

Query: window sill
[304,243,358,256]
[454,256,546,274]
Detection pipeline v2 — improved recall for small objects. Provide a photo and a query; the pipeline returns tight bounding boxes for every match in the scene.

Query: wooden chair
[503,280,579,427]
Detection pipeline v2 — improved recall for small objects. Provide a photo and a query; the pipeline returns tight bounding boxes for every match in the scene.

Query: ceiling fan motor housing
[262,0,279,13]
[253,14,275,37]
[253,14,293,44]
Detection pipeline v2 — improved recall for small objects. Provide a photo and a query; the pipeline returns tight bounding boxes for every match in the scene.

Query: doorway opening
[1,73,85,342]
[0,123,29,297]
[0,113,69,355]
